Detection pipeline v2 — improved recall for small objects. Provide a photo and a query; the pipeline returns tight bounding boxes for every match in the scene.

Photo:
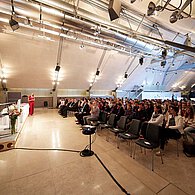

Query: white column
[52,90,57,108]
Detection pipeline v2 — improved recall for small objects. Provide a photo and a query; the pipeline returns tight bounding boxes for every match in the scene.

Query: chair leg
[133,144,136,159]
[106,129,109,142]
[160,149,164,164]
[152,149,154,171]
[176,139,179,157]
[117,136,120,149]
[130,141,133,157]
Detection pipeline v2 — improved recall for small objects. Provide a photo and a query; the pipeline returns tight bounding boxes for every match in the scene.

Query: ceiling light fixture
[130,0,136,3]
[162,49,167,59]
[9,0,19,31]
[124,72,128,78]
[139,56,144,65]
[147,0,172,16]
[147,2,156,16]
[170,0,193,23]
[55,65,60,72]
[80,42,84,49]
[161,60,166,68]
[9,17,19,31]
[96,69,100,76]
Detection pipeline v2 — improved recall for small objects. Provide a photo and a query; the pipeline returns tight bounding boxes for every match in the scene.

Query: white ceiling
[0,0,195,92]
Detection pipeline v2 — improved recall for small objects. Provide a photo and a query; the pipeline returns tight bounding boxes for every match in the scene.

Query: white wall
[142,91,181,100]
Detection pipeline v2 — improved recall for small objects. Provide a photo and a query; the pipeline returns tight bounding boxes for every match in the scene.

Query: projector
[82,125,96,135]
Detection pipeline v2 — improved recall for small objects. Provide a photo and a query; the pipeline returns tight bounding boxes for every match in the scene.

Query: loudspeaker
[108,0,121,21]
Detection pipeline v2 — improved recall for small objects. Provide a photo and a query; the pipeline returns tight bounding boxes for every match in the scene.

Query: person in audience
[157,105,183,156]
[140,105,164,138]
[183,102,194,127]
[116,102,125,121]
[28,93,35,115]
[144,103,153,121]
[86,100,100,125]
[133,102,146,122]
[75,98,90,125]
[103,102,111,113]
[110,100,118,114]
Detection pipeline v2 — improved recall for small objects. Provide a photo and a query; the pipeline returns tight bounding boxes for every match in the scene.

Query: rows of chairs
[88,112,165,171]
[84,111,184,171]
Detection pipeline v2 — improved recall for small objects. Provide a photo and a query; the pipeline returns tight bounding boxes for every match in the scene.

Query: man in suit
[75,98,90,125]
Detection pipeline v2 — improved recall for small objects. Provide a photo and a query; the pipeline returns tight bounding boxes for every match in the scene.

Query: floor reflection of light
[94,185,101,190]
[0,160,6,168]
[52,130,61,148]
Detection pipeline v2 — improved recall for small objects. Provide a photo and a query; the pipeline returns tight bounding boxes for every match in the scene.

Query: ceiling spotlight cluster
[147,0,193,23]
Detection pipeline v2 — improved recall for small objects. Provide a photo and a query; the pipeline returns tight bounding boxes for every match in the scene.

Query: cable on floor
[14,133,130,195]
[94,153,130,195]
[14,147,80,153]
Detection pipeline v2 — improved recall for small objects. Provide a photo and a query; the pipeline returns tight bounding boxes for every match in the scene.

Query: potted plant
[9,107,21,134]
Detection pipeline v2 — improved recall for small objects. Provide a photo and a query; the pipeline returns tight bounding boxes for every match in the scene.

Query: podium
[81,125,96,156]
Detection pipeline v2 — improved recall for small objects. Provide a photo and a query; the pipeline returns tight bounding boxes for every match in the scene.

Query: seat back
[99,111,107,123]
[127,119,141,135]
[117,116,127,130]
[108,114,116,127]
[146,123,160,145]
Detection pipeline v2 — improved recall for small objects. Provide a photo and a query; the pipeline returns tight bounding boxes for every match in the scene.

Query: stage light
[161,60,166,68]
[162,49,167,59]
[170,0,192,23]
[55,65,60,72]
[130,0,136,3]
[124,72,128,78]
[9,17,19,31]
[80,42,84,49]
[96,69,100,76]
[170,11,179,23]
[139,57,144,65]
[147,2,156,16]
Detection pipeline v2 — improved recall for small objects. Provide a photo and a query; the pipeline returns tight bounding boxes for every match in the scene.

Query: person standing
[28,93,35,115]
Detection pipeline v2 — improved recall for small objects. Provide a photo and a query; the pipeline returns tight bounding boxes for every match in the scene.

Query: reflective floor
[0,109,194,195]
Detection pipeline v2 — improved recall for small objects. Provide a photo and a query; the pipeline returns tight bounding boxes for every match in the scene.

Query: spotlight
[96,69,100,76]
[170,0,192,23]
[170,11,178,23]
[9,17,19,31]
[124,72,128,78]
[161,60,166,68]
[80,42,84,49]
[139,57,144,65]
[147,2,156,16]
[162,49,167,59]
[55,65,60,72]
[130,0,136,3]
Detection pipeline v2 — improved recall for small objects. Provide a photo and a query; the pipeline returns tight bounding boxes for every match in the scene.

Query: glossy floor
[0,109,194,195]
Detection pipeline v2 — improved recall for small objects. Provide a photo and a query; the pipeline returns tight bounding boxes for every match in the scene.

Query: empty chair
[133,123,163,171]
[117,119,141,156]
[107,116,127,142]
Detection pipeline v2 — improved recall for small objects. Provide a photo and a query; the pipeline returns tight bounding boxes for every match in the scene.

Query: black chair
[107,116,127,142]
[90,111,107,131]
[99,113,116,131]
[133,123,164,171]
[117,119,141,156]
